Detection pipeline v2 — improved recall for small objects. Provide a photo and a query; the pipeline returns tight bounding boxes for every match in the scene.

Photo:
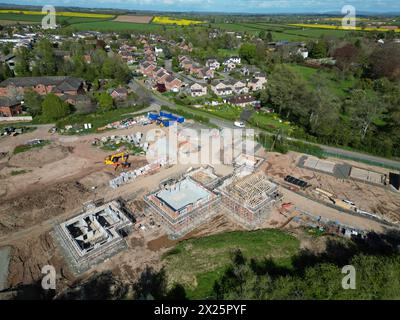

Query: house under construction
[144,172,220,239]
[217,171,282,228]
[54,200,134,274]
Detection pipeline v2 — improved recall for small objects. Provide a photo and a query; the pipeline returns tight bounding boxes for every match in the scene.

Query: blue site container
[148,113,159,121]
[148,112,185,125]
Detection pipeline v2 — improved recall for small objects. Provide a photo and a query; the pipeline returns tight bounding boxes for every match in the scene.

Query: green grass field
[248,111,294,134]
[286,64,354,97]
[163,229,300,299]
[69,21,171,32]
[201,104,243,121]
[0,13,111,25]
[55,105,146,134]
[211,21,350,40]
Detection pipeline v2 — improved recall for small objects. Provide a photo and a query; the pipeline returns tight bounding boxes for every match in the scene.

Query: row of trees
[261,63,400,157]
[13,39,131,84]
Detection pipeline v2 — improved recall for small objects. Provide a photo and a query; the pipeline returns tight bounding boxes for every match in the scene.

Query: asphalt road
[130,79,400,170]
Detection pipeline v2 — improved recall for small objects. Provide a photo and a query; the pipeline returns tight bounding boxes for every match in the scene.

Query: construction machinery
[104,152,131,171]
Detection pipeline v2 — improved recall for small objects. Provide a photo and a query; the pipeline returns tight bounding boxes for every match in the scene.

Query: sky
[0,0,399,14]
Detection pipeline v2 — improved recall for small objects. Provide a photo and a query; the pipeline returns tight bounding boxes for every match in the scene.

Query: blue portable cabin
[147,111,185,125]
[148,113,159,121]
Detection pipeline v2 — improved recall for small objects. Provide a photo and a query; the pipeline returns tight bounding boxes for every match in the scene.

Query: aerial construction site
[0,112,400,297]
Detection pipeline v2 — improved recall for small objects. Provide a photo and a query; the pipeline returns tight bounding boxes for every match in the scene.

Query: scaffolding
[217,172,282,228]
[144,176,221,239]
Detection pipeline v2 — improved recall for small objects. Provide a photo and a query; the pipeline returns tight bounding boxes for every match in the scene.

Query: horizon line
[0,2,399,16]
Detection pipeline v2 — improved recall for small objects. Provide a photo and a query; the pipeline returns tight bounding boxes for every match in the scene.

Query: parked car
[234,121,245,128]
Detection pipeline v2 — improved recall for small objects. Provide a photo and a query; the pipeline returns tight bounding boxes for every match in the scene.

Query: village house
[139,61,157,77]
[211,81,233,96]
[197,67,214,80]
[226,94,260,108]
[0,97,23,117]
[0,76,86,97]
[229,80,249,94]
[154,68,170,84]
[223,56,242,71]
[119,51,136,64]
[0,54,16,71]
[154,47,163,56]
[248,72,267,91]
[164,75,182,92]
[111,87,129,100]
[190,83,208,97]
[206,59,221,70]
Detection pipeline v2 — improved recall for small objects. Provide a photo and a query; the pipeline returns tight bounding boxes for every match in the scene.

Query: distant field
[153,16,202,25]
[113,15,153,23]
[0,9,114,19]
[291,23,400,32]
[69,21,168,31]
[0,12,113,25]
[211,22,350,40]
[0,19,40,25]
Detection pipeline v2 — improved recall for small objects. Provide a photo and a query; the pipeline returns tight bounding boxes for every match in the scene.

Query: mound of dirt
[0,180,91,235]
[10,144,73,168]
[7,232,74,291]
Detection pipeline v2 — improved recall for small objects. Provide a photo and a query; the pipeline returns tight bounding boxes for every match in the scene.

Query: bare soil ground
[113,15,153,23]
[264,152,400,224]
[6,232,74,291]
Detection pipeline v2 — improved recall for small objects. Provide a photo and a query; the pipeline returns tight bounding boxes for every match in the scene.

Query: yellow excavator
[104,152,131,171]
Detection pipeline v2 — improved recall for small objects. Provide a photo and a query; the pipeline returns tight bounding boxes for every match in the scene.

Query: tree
[333,43,360,73]
[14,47,31,76]
[41,94,70,121]
[0,62,13,81]
[369,44,400,81]
[239,43,257,64]
[96,92,114,111]
[346,89,384,140]
[264,64,311,125]
[266,31,273,43]
[24,89,43,117]
[308,73,340,140]
[309,40,328,59]
[32,39,57,76]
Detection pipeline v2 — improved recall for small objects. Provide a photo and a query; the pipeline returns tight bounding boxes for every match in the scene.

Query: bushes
[41,94,71,121]
[257,133,324,157]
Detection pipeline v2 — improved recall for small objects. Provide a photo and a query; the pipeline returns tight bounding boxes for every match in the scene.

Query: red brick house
[0,97,23,117]
[111,87,129,100]
[165,76,182,91]
[0,76,85,97]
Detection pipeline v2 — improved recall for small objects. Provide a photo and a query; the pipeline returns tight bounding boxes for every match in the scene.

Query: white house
[154,47,163,56]
[248,75,267,91]
[211,81,233,96]
[190,83,208,97]
[206,59,221,70]
[231,80,249,94]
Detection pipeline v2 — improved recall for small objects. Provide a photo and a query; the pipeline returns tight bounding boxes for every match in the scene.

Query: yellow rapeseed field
[0,9,114,19]
[290,23,400,32]
[152,16,202,25]
[323,17,370,22]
